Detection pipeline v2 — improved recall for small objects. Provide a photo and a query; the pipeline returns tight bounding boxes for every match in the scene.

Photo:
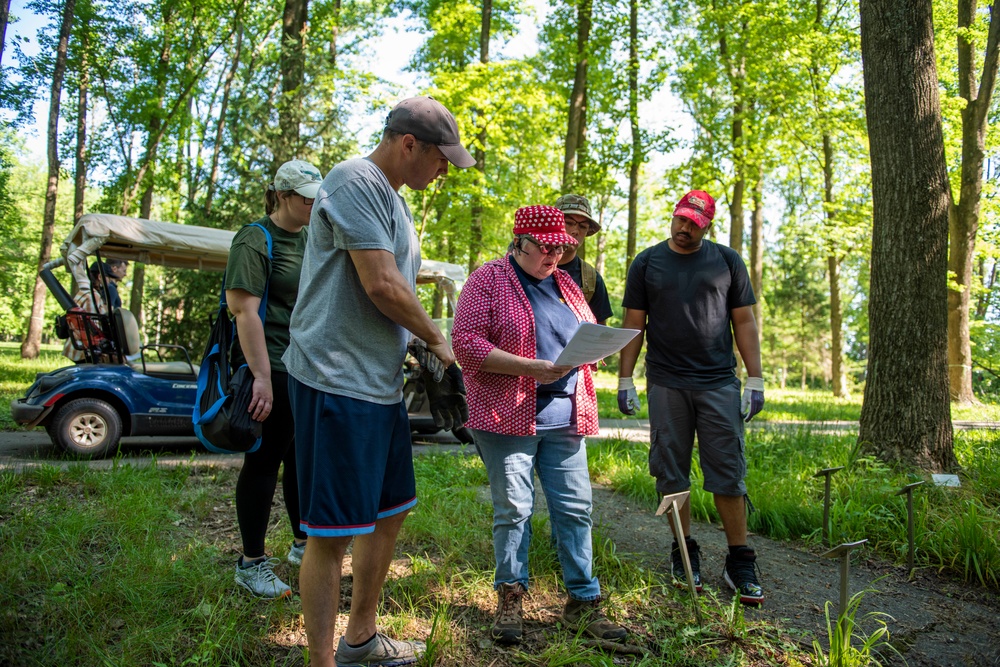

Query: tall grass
[588,428,1000,587]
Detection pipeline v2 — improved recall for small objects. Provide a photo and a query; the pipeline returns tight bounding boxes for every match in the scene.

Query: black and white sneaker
[671,538,703,592]
[724,546,764,606]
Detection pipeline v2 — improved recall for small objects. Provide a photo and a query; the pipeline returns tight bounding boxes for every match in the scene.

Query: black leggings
[235,370,307,557]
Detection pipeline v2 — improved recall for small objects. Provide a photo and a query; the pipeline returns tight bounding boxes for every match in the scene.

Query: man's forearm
[367,276,447,347]
[733,320,763,378]
[618,308,647,377]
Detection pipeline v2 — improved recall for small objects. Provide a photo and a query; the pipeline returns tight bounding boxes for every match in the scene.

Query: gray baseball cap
[385,96,476,168]
[273,160,323,199]
[555,193,601,235]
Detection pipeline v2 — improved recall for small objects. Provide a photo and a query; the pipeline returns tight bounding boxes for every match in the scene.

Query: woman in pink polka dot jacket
[452,204,627,646]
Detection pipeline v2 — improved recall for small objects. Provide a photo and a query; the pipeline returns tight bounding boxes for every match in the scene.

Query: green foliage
[812,587,899,667]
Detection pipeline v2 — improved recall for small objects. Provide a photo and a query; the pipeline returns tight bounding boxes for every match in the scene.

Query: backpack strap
[579,259,597,304]
[220,222,274,324]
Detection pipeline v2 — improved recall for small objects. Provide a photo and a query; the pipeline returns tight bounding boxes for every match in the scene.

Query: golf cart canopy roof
[62,214,235,272]
[61,214,467,286]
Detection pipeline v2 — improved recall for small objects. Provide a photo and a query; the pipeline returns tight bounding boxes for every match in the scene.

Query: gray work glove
[617,377,641,415]
[407,338,445,382]
[741,377,765,423]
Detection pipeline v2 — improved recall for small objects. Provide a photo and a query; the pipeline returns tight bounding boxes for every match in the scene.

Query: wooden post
[814,467,845,546]
[655,491,702,625]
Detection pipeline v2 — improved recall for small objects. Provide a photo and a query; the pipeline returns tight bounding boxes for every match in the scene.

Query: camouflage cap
[554,193,600,235]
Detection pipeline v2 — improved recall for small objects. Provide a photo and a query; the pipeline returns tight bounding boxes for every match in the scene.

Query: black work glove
[423,363,470,430]
[407,338,445,382]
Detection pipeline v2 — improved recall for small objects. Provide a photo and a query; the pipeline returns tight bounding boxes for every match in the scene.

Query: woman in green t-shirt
[226,159,322,599]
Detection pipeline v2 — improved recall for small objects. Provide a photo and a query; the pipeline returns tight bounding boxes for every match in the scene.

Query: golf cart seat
[114,307,200,379]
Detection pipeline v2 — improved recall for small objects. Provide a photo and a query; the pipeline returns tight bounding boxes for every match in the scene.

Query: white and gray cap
[272,159,323,199]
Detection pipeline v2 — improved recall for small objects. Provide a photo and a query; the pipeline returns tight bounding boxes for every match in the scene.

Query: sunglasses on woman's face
[527,239,568,255]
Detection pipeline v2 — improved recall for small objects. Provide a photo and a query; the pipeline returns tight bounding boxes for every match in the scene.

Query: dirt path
[588,486,1000,667]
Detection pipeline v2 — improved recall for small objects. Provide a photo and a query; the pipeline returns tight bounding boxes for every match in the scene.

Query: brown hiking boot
[561,596,627,642]
[491,582,526,645]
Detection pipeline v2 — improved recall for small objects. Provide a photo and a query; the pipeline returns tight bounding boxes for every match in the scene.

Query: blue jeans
[472,427,601,601]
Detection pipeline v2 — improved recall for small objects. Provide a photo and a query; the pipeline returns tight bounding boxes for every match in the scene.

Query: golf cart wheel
[49,398,123,458]
[452,426,475,444]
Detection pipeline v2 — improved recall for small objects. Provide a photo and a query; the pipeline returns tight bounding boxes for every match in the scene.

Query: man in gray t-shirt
[283,96,475,667]
[617,189,767,607]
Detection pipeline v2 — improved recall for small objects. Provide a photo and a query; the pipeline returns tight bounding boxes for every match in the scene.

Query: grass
[0,342,69,430]
[1,457,806,667]
[588,427,1000,587]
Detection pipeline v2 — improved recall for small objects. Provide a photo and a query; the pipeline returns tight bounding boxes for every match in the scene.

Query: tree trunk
[74,41,88,224]
[947,0,999,403]
[0,0,11,66]
[750,171,764,336]
[205,18,243,215]
[822,133,847,397]
[468,0,491,273]
[129,7,176,328]
[562,0,591,191]
[625,0,639,273]
[858,0,956,471]
[21,0,76,359]
[275,0,308,168]
[719,29,746,255]
[729,100,744,255]
[975,257,995,318]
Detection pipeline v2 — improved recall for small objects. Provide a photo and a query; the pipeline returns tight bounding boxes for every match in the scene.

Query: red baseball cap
[673,190,716,228]
[513,205,579,247]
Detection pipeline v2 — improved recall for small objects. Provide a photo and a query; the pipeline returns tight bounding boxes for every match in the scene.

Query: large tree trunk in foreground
[21,0,76,359]
[947,0,1000,403]
[858,0,956,471]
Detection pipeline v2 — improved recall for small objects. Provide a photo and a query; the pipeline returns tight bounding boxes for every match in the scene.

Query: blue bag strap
[219,222,273,325]
[245,222,273,324]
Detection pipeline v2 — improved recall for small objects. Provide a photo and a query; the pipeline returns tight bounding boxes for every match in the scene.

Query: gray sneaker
[334,632,425,667]
[288,541,306,565]
[234,557,291,599]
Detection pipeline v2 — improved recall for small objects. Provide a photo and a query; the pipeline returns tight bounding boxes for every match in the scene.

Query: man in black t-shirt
[554,194,614,324]
[616,190,766,606]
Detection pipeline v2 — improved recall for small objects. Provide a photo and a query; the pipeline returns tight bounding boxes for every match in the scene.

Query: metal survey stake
[655,491,702,625]
[814,467,845,546]
[822,539,868,638]
[895,481,924,574]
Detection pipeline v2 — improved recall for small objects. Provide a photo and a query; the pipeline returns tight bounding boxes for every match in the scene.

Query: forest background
[0,0,997,454]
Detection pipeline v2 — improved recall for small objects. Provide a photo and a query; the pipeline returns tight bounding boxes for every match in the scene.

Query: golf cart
[11,214,231,458]
[11,214,472,457]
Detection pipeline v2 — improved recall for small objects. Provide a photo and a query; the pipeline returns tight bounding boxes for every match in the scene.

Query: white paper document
[553,322,641,367]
